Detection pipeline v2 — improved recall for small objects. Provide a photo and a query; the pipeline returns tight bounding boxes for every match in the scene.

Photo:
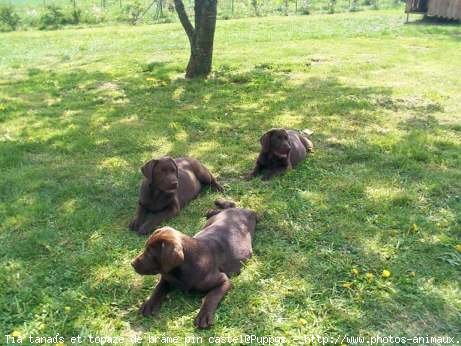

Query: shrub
[69,8,82,25]
[21,9,40,28]
[350,0,359,11]
[0,5,21,31]
[363,0,379,7]
[300,0,310,15]
[251,0,261,16]
[89,5,106,23]
[328,0,337,13]
[124,1,143,25]
[39,5,66,30]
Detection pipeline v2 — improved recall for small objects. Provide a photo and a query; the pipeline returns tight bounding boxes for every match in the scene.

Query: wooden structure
[406,0,461,21]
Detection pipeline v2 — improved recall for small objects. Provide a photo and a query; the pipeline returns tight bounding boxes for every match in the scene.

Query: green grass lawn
[1,9,460,344]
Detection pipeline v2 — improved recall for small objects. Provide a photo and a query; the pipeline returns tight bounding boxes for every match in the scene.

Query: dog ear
[160,239,184,273]
[214,198,236,209]
[206,209,222,219]
[260,129,276,153]
[141,159,158,180]
[166,156,179,177]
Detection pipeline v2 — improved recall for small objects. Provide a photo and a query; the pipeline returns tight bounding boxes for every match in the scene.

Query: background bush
[0,5,20,31]
[123,0,144,25]
[0,0,404,31]
[70,8,82,24]
[39,5,66,29]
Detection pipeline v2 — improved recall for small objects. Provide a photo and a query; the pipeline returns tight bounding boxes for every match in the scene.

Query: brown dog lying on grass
[131,199,258,328]
[248,128,314,180]
[129,157,223,235]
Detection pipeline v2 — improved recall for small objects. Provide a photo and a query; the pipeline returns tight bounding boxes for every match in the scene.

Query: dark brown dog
[129,157,223,235]
[248,128,314,180]
[131,200,258,328]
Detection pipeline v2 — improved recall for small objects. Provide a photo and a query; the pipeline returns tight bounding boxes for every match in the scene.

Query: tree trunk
[174,0,217,79]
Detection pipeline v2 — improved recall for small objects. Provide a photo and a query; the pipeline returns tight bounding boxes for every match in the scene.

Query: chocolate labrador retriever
[248,128,314,180]
[129,157,223,235]
[131,199,258,328]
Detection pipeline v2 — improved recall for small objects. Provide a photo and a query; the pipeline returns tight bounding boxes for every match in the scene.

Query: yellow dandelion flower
[342,282,353,289]
[366,272,374,281]
[351,268,359,275]
[382,270,391,278]
[455,244,461,253]
[11,331,21,338]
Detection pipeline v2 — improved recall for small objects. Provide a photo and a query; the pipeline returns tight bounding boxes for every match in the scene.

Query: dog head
[141,156,179,192]
[131,227,185,275]
[260,128,291,158]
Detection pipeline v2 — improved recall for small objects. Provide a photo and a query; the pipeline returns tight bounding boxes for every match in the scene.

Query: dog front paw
[140,300,159,317]
[129,219,140,232]
[137,225,151,236]
[194,309,214,329]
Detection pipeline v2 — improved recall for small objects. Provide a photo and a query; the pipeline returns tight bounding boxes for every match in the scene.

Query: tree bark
[174,0,217,79]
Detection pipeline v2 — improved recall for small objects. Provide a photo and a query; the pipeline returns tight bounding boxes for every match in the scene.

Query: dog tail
[214,198,236,209]
[299,129,314,153]
[301,128,314,137]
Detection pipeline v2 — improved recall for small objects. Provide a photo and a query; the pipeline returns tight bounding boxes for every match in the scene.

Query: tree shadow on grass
[405,17,461,42]
[0,62,459,337]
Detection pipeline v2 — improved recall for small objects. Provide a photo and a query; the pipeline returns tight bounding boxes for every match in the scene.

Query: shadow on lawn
[405,17,461,42]
[0,63,459,336]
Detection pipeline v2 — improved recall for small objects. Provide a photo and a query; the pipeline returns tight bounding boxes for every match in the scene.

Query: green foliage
[328,0,337,13]
[350,0,360,11]
[300,0,311,14]
[0,0,405,31]
[39,5,66,30]
[123,0,143,25]
[363,0,379,7]
[70,8,82,25]
[251,0,262,16]
[37,5,84,29]
[0,5,20,31]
